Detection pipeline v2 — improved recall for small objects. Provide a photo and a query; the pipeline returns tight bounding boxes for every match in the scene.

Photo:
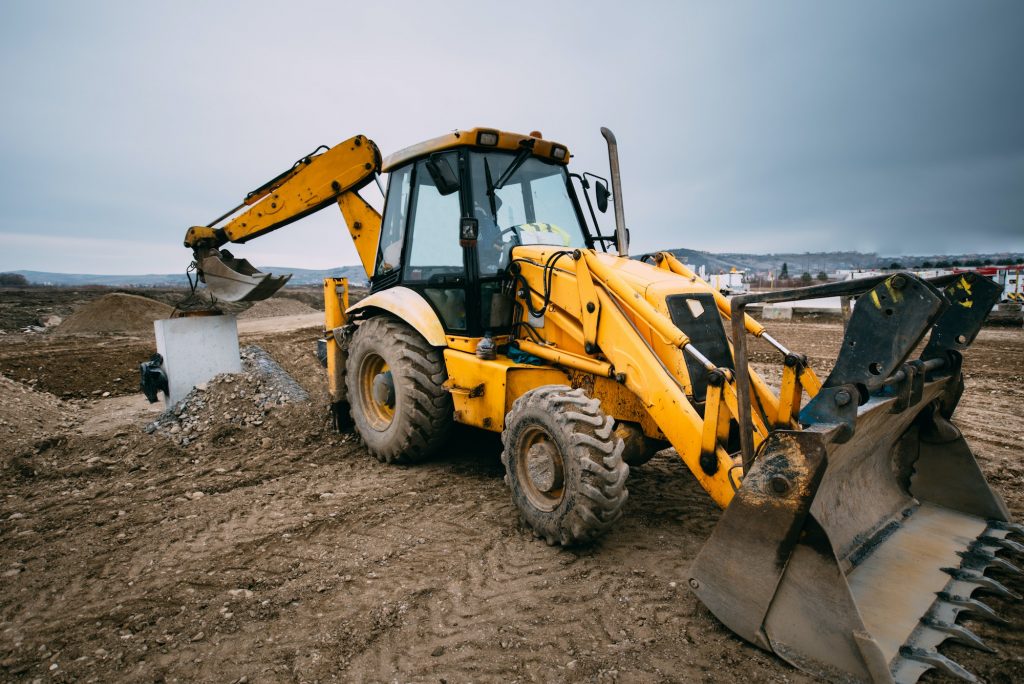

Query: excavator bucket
[690,273,1017,683]
[197,249,291,303]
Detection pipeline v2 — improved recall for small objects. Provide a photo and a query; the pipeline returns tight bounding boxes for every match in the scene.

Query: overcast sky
[1,1,1021,274]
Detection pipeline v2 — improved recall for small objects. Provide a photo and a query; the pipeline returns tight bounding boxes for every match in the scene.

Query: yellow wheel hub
[358,353,394,430]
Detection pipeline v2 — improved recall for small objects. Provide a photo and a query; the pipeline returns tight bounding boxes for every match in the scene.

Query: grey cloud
[0,0,1021,273]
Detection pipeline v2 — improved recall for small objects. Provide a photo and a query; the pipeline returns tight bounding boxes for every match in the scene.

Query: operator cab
[371,129,602,337]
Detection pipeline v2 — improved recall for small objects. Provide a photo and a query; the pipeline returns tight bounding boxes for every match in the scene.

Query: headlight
[477,131,499,146]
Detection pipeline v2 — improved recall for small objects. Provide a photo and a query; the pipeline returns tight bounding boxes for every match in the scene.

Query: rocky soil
[0,304,1021,683]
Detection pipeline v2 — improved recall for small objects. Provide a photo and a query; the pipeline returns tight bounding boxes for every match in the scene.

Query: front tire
[345,316,452,463]
[501,385,629,545]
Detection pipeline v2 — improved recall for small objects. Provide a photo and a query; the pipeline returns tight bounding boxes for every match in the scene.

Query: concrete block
[760,306,793,321]
[154,315,241,406]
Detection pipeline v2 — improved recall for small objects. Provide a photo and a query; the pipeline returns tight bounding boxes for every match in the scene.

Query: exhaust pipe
[600,127,628,257]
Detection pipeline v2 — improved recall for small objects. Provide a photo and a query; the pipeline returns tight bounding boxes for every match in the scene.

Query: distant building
[957,265,1024,302]
[832,269,886,281]
[709,270,748,294]
[908,268,954,280]
[683,263,708,280]
[684,263,749,294]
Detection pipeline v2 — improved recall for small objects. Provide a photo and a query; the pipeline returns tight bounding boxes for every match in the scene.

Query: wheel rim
[358,353,395,431]
[516,426,566,511]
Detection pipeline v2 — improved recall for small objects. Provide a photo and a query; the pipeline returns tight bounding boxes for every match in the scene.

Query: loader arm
[504,244,1017,682]
[183,134,383,301]
[506,246,783,507]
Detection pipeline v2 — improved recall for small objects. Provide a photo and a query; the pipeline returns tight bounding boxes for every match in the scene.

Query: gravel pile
[147,346,308,445]
[0,374,73,453]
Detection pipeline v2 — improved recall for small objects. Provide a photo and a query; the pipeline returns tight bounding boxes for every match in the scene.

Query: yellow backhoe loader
[172,127,1018,683]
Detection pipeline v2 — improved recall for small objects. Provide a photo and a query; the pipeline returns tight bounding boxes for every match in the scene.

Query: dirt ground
[1,289,1022,683]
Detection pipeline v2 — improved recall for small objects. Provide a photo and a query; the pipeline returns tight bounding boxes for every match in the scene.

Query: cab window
[376,164,411,275]
[403,153,463,282]
[468,152,587,276]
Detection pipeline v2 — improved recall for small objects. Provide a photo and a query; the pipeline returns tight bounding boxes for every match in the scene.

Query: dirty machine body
[174,127,1018,682]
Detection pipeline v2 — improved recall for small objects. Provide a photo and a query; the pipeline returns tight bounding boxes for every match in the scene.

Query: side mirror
[426,156,460,195]
[595,180,610,213]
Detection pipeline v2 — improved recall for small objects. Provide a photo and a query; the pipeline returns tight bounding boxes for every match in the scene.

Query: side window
[404,154,463,281]
[376,165,411,275]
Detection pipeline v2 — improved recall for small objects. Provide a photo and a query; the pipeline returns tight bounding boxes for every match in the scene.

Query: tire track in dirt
[3,321,1022,682]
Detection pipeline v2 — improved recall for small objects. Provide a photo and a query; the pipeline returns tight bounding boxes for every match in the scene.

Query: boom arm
[183,135,383,301]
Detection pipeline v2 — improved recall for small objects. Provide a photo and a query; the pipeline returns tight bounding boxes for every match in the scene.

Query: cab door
[371,151,471,334]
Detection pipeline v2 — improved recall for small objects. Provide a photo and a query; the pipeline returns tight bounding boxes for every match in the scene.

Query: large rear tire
[501,385,629,545]
[345,316,452,463]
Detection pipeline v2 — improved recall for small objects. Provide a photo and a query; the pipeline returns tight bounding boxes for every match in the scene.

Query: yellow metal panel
[323,278,349,403]
[347,286,447,347]
[183,225,218,247]
[657,252,766,337]
[588,375,666,440]
[799,365,822,397]
[505,366,572,411]
[337,192,382,278]
[443,350,518,431]
[382,128,571,172]
[574,255,600,349]
[323,277,349,330]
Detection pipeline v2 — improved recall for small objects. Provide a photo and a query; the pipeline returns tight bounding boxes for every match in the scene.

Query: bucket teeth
[921,617,995,653]
[942,567,1023,600]
[899,646,978,683]
[987,520,1024,539]
[961,546,1024,574]
[936,591,1007,624]
[978,534,1024,555]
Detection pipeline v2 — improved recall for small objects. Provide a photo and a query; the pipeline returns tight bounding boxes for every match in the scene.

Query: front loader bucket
[197,249,291,302]
[691,273,1017,683]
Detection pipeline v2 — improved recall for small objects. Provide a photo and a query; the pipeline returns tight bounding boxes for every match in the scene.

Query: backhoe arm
[183,135,383,301]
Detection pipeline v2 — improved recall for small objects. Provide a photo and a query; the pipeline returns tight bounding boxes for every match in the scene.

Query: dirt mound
[56,293,173,335]
[0,374,72,455]
[1,321,1022,683]
[238,297,317,320]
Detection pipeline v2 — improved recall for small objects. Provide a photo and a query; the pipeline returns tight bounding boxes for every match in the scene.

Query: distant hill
[11,265,368,288]
[656,249,1024,275]
[8,250,1022,286]
[252,265,367,286]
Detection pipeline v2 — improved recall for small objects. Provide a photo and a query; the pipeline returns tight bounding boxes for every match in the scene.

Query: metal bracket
[821,274,945,395]
[923,272,1003,362]
[798,384,860,442]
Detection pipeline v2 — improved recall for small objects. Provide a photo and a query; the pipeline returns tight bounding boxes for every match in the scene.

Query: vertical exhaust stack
[600,127,629,257]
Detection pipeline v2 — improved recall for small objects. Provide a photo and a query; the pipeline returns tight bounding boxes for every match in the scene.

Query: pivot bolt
[834,389,852,406]
[769,475,791,495]
[689,578,700,590]
[891,274,908,290]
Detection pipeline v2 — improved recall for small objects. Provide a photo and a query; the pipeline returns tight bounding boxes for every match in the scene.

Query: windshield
[468,151,587,275]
